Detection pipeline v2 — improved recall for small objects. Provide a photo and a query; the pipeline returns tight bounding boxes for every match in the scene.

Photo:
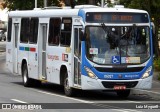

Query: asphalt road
[0,41,5,52]
[0,41,159,112]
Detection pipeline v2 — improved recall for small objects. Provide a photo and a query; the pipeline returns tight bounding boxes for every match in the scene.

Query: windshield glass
[85,26,150,65]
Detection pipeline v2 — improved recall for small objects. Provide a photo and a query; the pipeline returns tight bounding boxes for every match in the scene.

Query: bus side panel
[46,46,65,84]
[28,44,38,79]
[18,43,29,75]
[6,42,13,73]
[6,19,14,73]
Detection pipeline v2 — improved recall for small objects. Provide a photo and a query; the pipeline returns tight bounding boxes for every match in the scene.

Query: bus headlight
[141,66,152,79]
[85,67,98,79]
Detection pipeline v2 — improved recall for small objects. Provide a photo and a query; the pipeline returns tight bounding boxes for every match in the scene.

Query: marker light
[85,67,98,79]
[141,66,152,79]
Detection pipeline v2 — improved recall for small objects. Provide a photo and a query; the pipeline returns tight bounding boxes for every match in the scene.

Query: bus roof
[9,6,148,18]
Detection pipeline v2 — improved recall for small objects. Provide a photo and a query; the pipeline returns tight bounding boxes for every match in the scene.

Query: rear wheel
[116,90,130,98]
[22,64,33,87]
[64,73,75,97]
[3,37,6,41]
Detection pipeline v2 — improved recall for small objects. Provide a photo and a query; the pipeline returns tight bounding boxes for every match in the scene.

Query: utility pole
[35,0,37,8]
[44,0,47,7]
[101,0,104,7]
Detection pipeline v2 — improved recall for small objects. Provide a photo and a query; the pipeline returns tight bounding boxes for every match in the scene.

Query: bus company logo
[48,55,59,60]
[62,54,68,62]
[118,74,122,78]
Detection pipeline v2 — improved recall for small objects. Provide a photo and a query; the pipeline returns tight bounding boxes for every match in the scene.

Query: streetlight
[44,0,47,7]
[35,0,37,8]
[101,0,104,7]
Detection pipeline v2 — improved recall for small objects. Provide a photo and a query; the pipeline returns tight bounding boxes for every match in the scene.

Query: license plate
[114,85,126,90]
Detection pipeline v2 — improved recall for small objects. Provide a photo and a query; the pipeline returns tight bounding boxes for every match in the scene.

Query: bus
[6,5,153,98]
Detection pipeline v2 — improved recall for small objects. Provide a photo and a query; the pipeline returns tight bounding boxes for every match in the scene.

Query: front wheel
[64,73,75,97]
[116,90,130,98]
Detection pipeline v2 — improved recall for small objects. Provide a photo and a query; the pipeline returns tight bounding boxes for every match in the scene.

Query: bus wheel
[22,64,32,87]
[64,73,75,97]
[116,90,130,98]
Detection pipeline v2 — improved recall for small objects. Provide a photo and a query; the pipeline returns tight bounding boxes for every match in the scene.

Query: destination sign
[86,12,149,23]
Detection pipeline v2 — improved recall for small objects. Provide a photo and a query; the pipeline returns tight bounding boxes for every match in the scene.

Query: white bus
[6,5,153,97]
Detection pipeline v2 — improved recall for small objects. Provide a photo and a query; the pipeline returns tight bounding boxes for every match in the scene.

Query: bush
[153,57,160,71]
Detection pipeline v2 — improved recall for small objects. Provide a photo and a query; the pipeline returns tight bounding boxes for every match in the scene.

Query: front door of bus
[73,26,82,86]
[39,24,47,80]
[13,23,19,74]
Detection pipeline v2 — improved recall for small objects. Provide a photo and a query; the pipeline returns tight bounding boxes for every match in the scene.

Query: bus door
[38,24,47,80]
[73,26,82,86]
[13,23,19,74]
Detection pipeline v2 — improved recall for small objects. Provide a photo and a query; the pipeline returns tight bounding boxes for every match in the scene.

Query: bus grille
[101,81,138,88]
[95,67,144,72]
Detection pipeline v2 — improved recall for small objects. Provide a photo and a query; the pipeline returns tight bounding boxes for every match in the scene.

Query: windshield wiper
[101,23,108,33]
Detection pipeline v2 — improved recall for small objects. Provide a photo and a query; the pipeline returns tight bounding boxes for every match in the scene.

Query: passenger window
[60,18,72,46]
[20,18,30,43]
[29,18,39,44]
[48,18,61,46]
[74,28,78,56]
[7,18,12,42]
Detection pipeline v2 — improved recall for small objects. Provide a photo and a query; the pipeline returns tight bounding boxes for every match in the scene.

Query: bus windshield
[85,26,150,65]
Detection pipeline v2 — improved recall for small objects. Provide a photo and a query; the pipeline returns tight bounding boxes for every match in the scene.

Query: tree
[105,0,113,7]
[3,0,90,10]
[3,0,44,10]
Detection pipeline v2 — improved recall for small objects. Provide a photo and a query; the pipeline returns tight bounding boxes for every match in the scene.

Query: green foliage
[4,0,44,10]
[154,57,160,71]
[3,0,92,10]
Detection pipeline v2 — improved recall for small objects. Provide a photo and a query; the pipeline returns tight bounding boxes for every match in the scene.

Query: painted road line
[126,100,144,103]
[35,90,142,112]
[11,99,28,104]
[36,90,93,103]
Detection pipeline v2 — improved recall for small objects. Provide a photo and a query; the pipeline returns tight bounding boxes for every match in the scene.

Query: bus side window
[20,18,30,43]
[48,18,61,46]
[29,18,39,44]
[60,18,72,46]
[7,18,12,42]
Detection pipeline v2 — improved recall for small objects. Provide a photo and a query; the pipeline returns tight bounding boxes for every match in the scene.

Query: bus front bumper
[81,75,153,90]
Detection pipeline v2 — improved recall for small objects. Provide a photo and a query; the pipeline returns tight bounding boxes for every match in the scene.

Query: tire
[116,90,130,98]
[64,73,75,97]
[22,64,33,87]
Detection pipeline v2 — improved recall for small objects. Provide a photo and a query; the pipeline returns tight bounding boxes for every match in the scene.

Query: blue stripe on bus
[78,9,86,22]
[19,46,25,51]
